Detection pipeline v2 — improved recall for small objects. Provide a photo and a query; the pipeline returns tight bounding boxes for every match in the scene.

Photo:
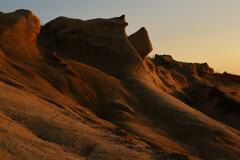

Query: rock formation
[0,9,40,62]
[153,54,240,130]
[0,9,240,160]
[128,27,153,58]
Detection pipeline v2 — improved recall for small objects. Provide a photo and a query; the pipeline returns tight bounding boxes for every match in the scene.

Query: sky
[0,0,239,75]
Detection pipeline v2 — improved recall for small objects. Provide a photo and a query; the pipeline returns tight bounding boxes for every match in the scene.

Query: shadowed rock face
[39,15,147,79]
[128,27,153,58]
[153,54,240,131]
[1,9,240,160]
[154,55,214,83]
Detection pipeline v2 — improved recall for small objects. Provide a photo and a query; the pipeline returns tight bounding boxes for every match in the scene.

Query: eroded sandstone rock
[0,9,40,61]
[128,27,153,59]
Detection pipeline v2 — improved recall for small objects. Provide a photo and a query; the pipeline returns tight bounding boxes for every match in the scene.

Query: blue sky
[1,0,240,74]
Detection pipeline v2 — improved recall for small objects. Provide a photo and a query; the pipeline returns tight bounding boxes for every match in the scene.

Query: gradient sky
[0,0,239,74]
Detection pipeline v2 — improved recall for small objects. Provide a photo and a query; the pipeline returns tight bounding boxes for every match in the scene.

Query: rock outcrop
[0,9,240,160]
[38,15,146,79]
[128,27,153,58]
[0,9,40,62]
[153,54,240,131]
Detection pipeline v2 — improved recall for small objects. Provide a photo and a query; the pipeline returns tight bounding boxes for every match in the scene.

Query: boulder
[128,27,153,59]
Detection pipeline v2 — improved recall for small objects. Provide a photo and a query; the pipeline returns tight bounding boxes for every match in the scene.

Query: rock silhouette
[128,27,153,58]
[0,9,240,160]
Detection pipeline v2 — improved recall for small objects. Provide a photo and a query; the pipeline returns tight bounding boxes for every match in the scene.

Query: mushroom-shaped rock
[128,27,153,59]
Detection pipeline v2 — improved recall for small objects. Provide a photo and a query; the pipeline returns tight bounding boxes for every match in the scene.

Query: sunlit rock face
[0,9,40,62]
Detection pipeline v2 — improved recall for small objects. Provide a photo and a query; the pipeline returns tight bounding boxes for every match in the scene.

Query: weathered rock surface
[0,9,40,62]
[0,9,240,160]
[128,27,153,58]
[153,54,240,131]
